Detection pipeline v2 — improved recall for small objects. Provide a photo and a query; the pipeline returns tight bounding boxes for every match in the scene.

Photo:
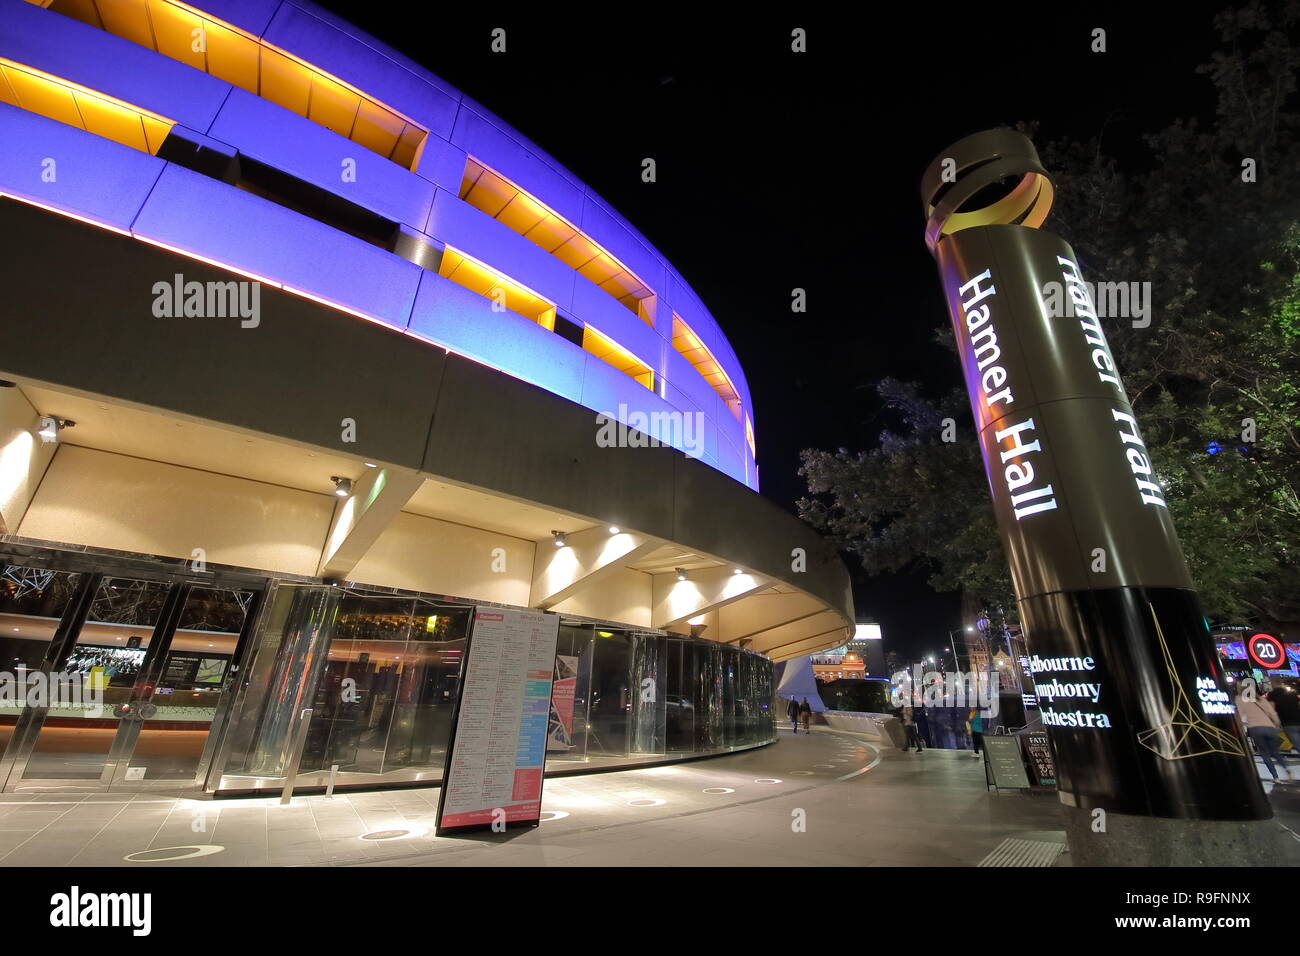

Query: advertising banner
[436,607,561,834]
[547,655,578,752]
[1024,731,1057,788]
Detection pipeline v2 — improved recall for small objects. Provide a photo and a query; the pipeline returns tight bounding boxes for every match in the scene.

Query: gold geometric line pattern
[1135,601,1245,760]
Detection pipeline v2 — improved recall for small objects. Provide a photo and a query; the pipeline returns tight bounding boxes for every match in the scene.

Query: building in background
[0,0,853,794]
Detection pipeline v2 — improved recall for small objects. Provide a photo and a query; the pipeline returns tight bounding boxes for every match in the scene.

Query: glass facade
[215,586,777,792]
[0,546,777,795]
[0,557,258,790]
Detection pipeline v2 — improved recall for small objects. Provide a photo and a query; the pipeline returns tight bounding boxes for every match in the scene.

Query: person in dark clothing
[1267,684,1300,762]
[787,697,800,733]
[799,697,812,732]
[901,706,924,752]
[914,706,930,749]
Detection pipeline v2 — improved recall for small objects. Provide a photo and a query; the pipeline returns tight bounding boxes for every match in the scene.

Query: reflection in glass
[125,587,254,781]
[23,577,169,780]
[547,626,592,762]
[630,633,665,754]
[587,630,630,756]
[299,596,469,776]
[664,639,694,752]
[0,565,84,753]
[218,590,778,790]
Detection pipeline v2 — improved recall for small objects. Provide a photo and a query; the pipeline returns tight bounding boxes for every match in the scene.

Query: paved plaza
[2,728,1298,867]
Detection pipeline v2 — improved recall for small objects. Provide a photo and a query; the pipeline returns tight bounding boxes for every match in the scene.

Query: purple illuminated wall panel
[0,105,163,232]
[131,164,422,323]
[569,281,662,371]
[183,0,282,36]
[414,134,469,194]
[408,272,587,404]
[577,196,670,310]
[427,190,579,313]
[261,1,458,138]
[715,432,748,486]
[1,0,761,490]
[663,349,719,422]
[209,88,435,228]
[450,105,588,229]
[282,0,461,102]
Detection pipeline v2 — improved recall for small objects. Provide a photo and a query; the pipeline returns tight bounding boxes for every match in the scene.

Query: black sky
[316,1,1224,657]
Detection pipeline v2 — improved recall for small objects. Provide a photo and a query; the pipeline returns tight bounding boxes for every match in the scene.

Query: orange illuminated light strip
[0,56,175,154]
[460,158,656,316]
[160,0,404,116]
[439,244,558,326]
[33,0,428,168]
[583,324,654,389]
[672,314,742,414]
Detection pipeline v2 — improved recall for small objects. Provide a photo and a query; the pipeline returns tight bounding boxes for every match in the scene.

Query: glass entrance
[18,575,170,784]
[103,586,257,785]
[0,561,259,792]
[299,595,469,778]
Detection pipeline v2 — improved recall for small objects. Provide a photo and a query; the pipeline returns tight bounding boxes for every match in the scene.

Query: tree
[799,0,1300,633]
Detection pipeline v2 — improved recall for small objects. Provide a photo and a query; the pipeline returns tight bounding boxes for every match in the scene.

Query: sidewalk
[0,728,1086,867]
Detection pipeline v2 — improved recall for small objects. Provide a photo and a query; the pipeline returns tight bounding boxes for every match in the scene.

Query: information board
[436,607,561,834]
[983,735,1031,790]
[1023,731,1057,788]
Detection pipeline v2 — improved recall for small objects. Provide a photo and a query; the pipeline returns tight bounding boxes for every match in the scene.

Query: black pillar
[921,129,1284,864]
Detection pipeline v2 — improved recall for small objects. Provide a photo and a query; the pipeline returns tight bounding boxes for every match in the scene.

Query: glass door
[104,586,258,788]
[298,594,469,780]
[9,575,171,788]
[0,571,259,792]
[0,564,90,788]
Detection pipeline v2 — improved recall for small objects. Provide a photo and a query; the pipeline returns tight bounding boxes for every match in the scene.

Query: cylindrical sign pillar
[921,129,1279,864]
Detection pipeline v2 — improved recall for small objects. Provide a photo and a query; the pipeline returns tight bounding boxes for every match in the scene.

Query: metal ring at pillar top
[921,128,1055,254]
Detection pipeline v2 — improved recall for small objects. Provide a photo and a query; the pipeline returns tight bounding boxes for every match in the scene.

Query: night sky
[317,2,1222,658]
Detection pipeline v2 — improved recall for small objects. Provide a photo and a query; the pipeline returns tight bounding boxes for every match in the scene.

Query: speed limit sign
[1247,632,1287,669]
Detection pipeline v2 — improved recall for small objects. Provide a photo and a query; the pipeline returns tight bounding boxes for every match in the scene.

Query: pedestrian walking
[966,708,985,758]
[1266,683,1300,763]
[786,696,800,734]
[901,705,924,752]
[1238,687,1288,782]
[799,697,812,732]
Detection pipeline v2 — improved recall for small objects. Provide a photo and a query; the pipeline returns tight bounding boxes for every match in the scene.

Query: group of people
[786,696,812,732]
[898,705,985,755]
[1235,682,1300,782]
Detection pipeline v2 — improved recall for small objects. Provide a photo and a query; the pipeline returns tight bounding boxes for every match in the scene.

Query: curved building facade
[0,0,853,795]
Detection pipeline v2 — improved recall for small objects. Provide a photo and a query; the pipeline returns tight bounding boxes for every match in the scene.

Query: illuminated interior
[581,325,654,390]
[437,246,557,329]
[459,158,656,325]
[0,55,173,153]
[672,313,742,421]
[34,0,428,169]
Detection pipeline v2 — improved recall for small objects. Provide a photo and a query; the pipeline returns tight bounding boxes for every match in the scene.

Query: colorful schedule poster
[436,607,561,834]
